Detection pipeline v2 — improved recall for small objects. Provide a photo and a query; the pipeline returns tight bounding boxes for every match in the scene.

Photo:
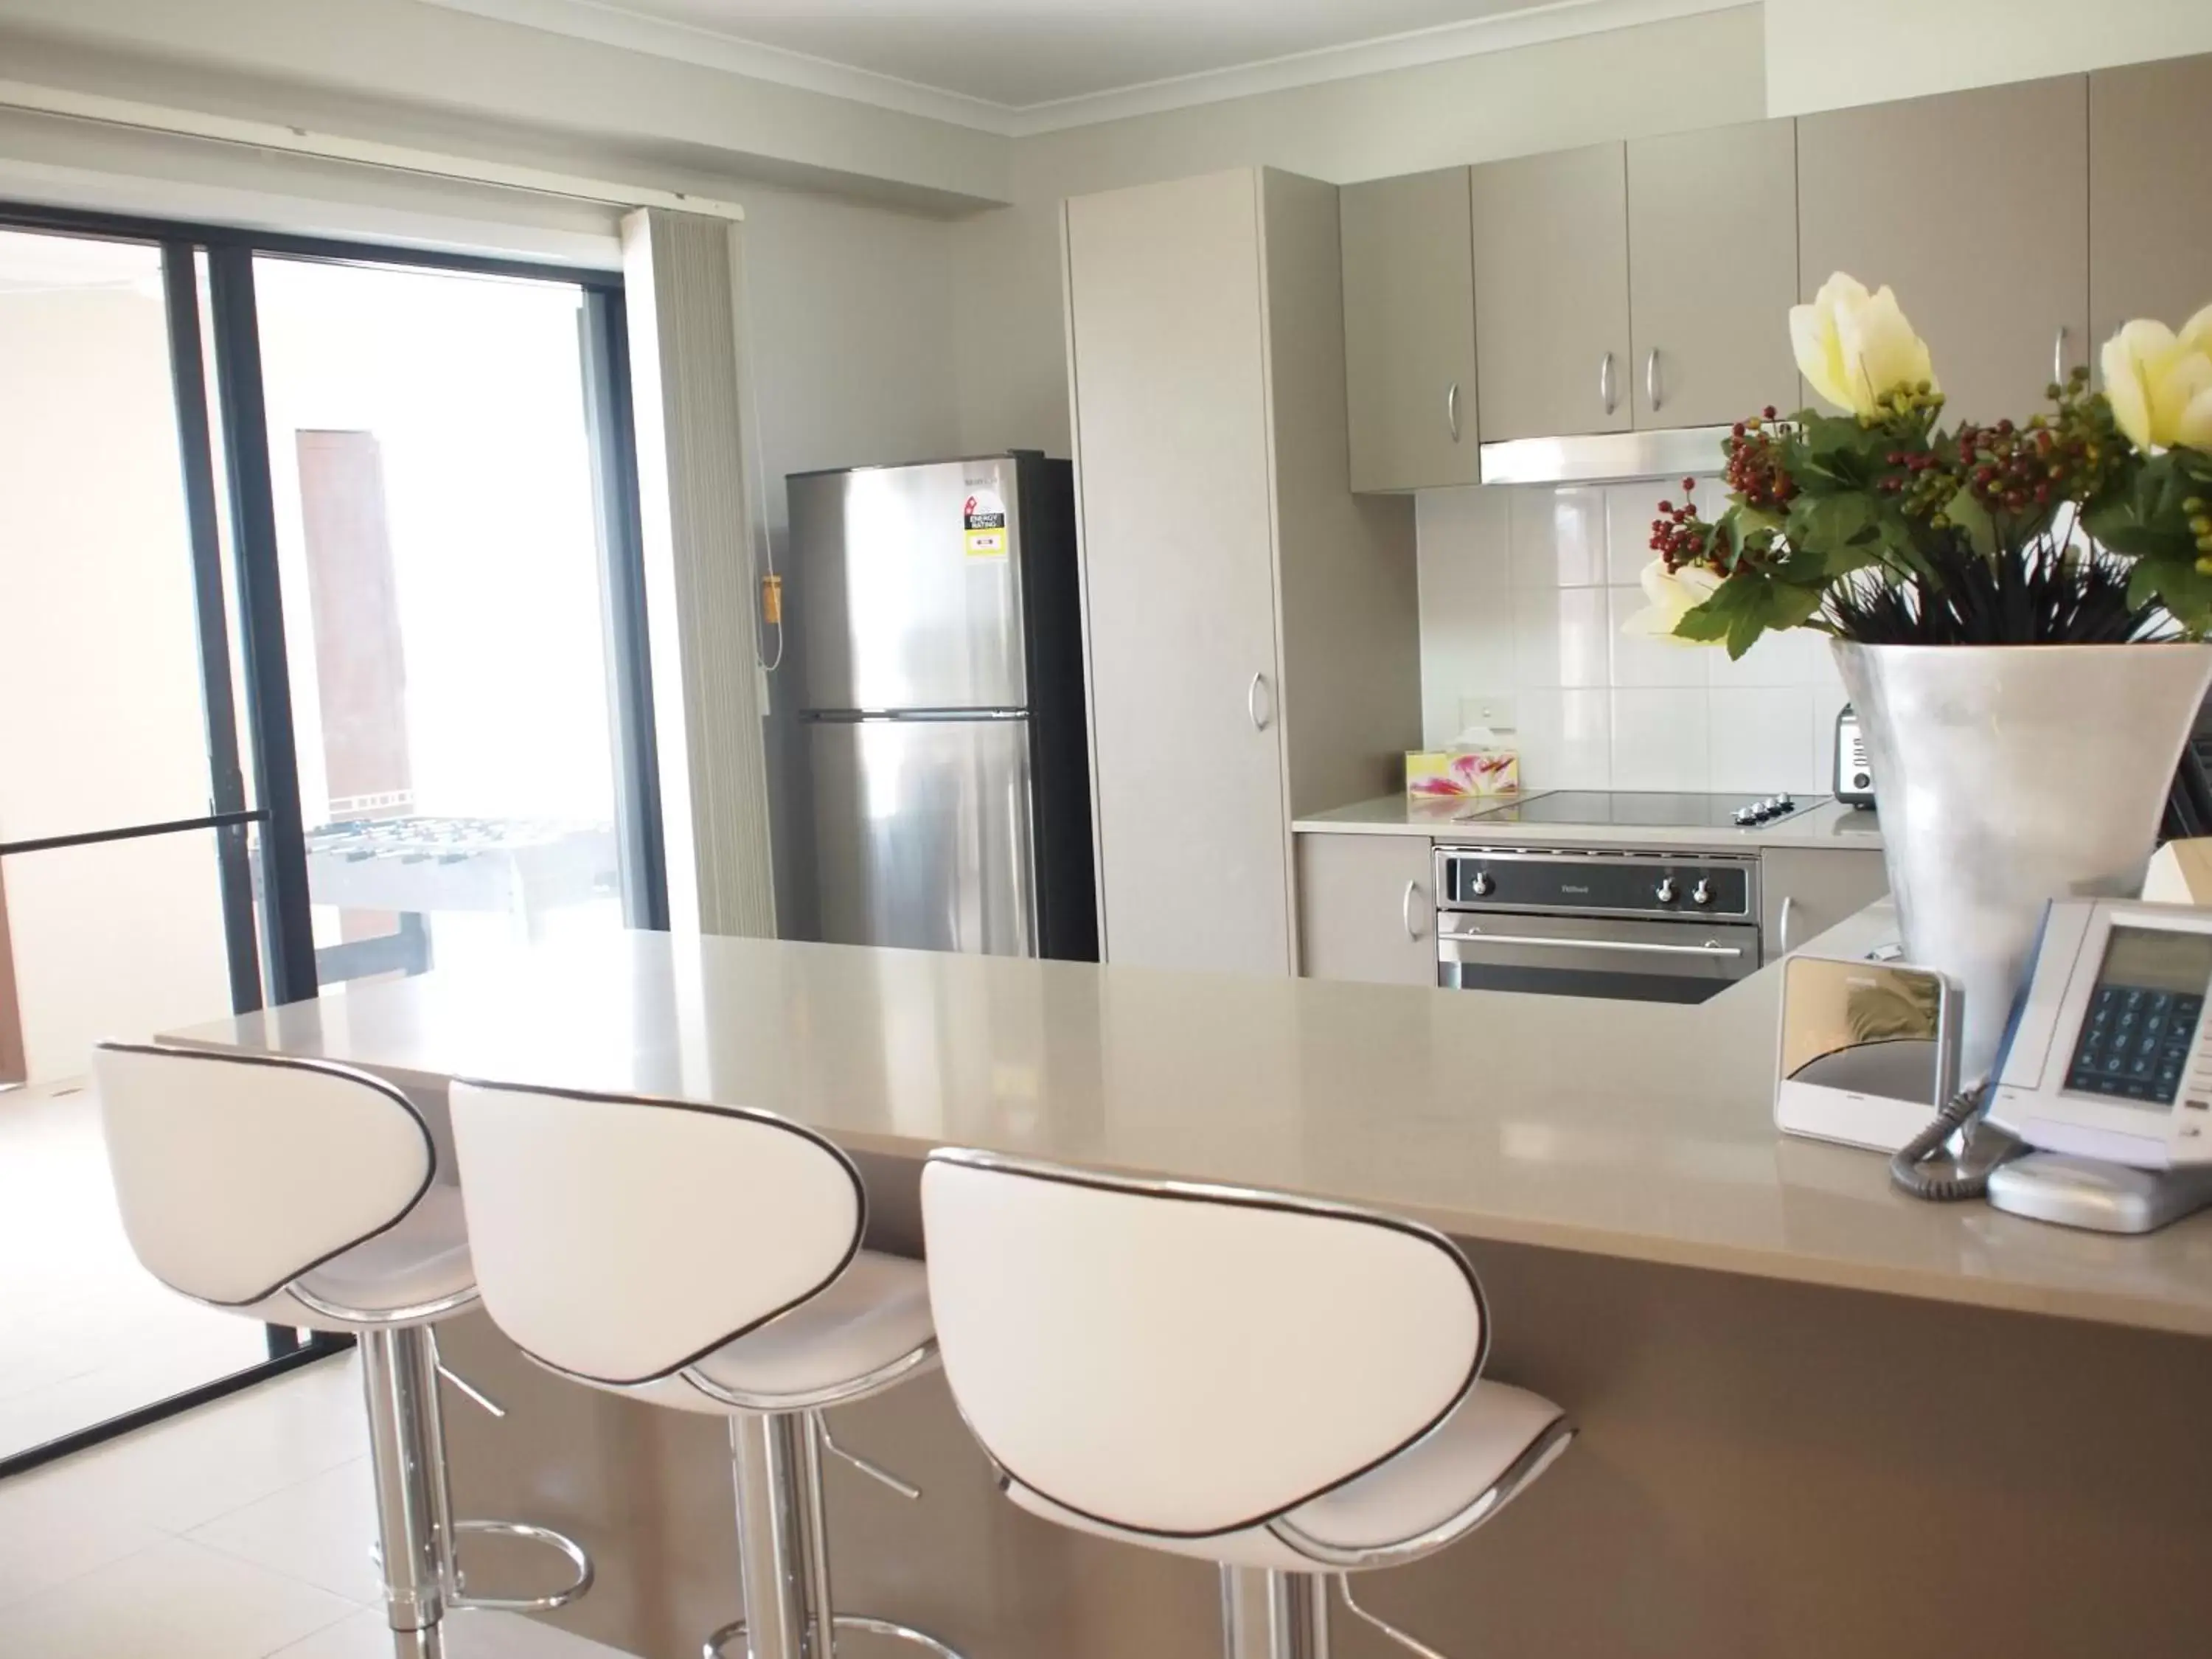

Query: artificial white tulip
[2100,303,2212,454]
[1790,273,1939,418]
[1622,557,1722,646]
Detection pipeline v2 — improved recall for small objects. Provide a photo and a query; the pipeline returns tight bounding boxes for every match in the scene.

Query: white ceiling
[579,0,1541,106]
[424,0,1732,131]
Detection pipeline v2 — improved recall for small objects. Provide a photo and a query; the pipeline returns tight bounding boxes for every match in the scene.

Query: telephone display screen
[2064,926,2212,1107]
[1779,957,1947,1105]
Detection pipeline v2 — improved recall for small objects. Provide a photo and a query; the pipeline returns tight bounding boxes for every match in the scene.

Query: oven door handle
[1439,931,1746,960]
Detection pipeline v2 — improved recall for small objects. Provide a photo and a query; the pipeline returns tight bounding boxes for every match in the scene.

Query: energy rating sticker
[964,488,1008,558]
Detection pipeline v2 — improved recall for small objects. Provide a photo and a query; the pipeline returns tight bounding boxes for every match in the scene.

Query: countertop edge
[714,1113,2212,1340]
[1293,796,1885,853]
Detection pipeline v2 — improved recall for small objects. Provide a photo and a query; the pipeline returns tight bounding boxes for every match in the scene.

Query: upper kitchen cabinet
[1340,167,1481,492]
[2090,52,2212,360]
[1471,143,1633,442]
[1627,119,1801,429]
[1065,168,1420,978]
[1798,75,2089,426]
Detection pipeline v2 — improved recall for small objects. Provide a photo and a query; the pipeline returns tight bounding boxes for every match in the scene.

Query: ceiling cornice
[418,0,1751,139]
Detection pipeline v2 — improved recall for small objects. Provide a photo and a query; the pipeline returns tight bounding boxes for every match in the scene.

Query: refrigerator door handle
[1247,672,1273,732]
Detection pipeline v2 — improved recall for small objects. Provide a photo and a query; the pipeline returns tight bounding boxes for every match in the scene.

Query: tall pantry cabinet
[1063,167,1422,976]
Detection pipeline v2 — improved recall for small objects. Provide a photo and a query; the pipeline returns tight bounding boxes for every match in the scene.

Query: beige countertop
[1295,793,1885,852]
[163,912,2212,1340]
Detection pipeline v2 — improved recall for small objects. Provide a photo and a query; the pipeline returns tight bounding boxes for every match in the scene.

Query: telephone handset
[1893,898,2212,1214]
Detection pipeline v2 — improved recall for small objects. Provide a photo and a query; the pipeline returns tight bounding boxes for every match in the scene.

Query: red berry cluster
[1649,477,1711,571]
[1954,391,2113,518]
[1723,408,1796,512]
[1877,443,1952,518]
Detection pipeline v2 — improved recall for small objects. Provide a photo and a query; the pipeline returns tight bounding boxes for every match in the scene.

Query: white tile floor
[0,1082,272,1461]
[0,1351,633,1658]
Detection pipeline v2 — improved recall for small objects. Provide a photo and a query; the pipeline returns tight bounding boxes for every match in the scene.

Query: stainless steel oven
[1434,846,1761,1004]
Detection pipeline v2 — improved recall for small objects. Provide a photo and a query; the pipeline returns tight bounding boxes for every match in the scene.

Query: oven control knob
[1468,872,1494,898]
[1655,877,1678,904]
[1691,878,1713,907]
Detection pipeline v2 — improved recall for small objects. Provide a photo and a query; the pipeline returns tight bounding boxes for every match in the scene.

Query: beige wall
[952,6,1767,456]
[1765,0,2212,115]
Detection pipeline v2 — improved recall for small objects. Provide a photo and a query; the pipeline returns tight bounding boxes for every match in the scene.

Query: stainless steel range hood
[1479,425,1735,487]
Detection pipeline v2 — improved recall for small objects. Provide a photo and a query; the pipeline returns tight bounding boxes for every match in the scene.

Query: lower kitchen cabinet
[1296,832,1436,986]
[1761,844,1888,960]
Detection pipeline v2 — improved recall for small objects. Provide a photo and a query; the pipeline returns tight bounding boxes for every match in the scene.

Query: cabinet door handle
[1446,381,1462,442]
[1247,672,1273,731]
[1645,347,1662,413]
[1599,351,1618,417]
[1778,895,1796,955]
[2053,324,2069,388]
[1402,880,1427,941]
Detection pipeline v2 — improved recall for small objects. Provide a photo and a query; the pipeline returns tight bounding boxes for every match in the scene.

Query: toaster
[1834,705,1875,807]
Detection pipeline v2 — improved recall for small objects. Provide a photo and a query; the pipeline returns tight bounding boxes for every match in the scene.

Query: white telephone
[1892,897,2212,1231]
[1984,899,2212,1168]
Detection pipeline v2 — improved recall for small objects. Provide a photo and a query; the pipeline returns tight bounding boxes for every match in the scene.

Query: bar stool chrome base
[706,1408,964,1659]
[704,1613,961,1659]
[1221,1567,1460,1659]
[361,1325,594,1659]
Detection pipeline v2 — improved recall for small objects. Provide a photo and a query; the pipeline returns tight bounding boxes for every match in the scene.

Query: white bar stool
[445,1079,964,1659]
[91,1042,593,1659]
[919,1148,1574,1659]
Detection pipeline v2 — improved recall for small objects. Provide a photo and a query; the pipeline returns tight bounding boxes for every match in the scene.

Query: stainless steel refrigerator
[786,452,1096,960]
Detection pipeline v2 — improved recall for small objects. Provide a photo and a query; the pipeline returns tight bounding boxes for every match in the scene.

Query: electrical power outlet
[1460,694,1517,733]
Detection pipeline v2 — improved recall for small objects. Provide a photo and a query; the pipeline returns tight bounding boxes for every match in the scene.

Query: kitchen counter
[164,915,2203,1338]
[162,926,2212,1659]
[1295,792,1884,852]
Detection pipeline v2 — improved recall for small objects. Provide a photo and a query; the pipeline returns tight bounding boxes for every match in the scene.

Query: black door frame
[0,201,661,1476]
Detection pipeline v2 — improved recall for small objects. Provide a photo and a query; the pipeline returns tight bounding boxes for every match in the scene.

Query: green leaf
[1941,486,1997,558]
[1725,601,1764,660]
[2132,556,2212,636]
[1763,581,1828,630]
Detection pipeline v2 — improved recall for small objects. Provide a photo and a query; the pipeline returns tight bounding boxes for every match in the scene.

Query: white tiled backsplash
[1416,481,1851,796]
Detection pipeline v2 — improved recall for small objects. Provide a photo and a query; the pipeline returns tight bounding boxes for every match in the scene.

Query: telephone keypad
[2067,987,2205,1104]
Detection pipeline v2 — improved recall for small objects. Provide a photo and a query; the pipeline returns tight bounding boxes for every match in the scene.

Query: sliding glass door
[0,228,278,1464]
[0,209,658,1472]
[251,255,641,983]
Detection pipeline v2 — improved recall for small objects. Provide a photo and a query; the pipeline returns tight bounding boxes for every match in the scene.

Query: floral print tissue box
[1406,750,1519,799]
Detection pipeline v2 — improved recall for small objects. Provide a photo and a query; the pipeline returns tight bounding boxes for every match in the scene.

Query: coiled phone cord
[1890,1082,2000,1201]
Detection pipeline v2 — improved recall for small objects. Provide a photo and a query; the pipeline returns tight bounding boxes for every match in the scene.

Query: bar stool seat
[447,1079,966,1659]
[235,1186,476,1326]
[91,1043,594,1659]
[998,1380,1567,1572]
[920,1147,1575,1659]
[605,1251,935,1416]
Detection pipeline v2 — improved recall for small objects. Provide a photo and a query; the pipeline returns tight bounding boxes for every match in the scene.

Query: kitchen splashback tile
[1709,622,1833,689]
[1607,584,1706,689]
[1512,585,1609,689]
[1509,486,1608,588]
[1603,481,1664,585]
[1517,689,1611,789]
[1610,689,1709,790]
[1416,480,1837,797]
[1711,686,1815,793]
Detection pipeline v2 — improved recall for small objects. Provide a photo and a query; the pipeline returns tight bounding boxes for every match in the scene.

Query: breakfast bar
[166,924,2212,1659]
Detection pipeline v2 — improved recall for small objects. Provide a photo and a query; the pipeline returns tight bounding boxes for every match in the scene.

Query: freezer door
[808,714,1037,956]
[790,457,1029,712]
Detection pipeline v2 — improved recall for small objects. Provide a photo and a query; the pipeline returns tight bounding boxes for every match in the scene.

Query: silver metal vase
[1834,640,2212,1082]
